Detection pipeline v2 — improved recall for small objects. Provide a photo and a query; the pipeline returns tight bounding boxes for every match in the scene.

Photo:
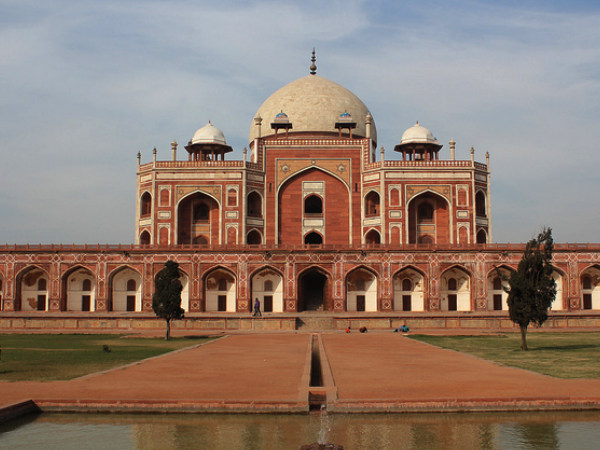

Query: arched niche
[476,190,486,217]
[304,231,323,245]
[393,267,425,311]
[17,266,50,311]
[440,266,471,311]
[177,192,219,245]
[64,267,96,312]
[477,229,488,244]
[251,268,283,313]
[407,191,450,244]
[364,191,380,217]
[110,267,142,312]
[247,191,262,217]
[365,229,381,245]
[247,229,262,245]
[139,230,151,245]
[486,266,513,311]
[140,192,152,217]
[298,267,331,312]
[204,268,236,312]
[580,265,600,310]
[346,268,378,312]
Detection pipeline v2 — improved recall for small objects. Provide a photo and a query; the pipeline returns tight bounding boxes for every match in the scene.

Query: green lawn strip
[0,334,212,381]
[409,332,600,379]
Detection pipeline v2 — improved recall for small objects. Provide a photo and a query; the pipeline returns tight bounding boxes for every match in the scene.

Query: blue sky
[1,0,599,244]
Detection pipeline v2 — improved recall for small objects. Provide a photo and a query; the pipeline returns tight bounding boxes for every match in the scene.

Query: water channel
[1,410,600,450]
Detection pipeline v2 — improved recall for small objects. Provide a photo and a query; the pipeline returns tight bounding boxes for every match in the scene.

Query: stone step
[296,316,335,331]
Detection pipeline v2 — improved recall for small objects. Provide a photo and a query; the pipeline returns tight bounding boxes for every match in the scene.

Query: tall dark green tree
[505,228,556,351]
[152,260,184,340]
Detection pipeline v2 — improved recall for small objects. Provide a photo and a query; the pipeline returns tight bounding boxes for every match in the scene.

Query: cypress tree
[152,260,184,340]
[506,228,556,350]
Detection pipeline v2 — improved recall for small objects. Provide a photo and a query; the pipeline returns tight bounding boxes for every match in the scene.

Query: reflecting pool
[1,411,600,450]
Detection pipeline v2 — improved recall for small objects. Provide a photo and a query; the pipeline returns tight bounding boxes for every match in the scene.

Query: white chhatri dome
[191,122,228,146]
[249,75,376,143]
[400,122,439,145]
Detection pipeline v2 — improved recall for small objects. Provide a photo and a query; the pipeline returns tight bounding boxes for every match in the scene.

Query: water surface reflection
[1,411,600,450]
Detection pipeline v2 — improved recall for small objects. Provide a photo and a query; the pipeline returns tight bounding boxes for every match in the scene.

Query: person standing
[253,298,262,317]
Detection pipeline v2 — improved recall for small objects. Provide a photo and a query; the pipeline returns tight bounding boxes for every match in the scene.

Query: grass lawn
[0,334,213,381]
[409,332,600,379]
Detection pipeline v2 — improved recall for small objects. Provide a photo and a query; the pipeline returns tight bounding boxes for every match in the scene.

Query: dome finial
[310,48,317,75]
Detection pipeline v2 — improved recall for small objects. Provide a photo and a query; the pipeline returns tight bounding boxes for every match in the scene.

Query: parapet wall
[1,312,599,333]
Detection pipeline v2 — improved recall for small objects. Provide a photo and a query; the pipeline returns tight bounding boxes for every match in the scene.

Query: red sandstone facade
[1,65,600,320]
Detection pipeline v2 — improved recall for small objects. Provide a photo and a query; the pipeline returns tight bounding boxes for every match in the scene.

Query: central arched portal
[298,269,329,312]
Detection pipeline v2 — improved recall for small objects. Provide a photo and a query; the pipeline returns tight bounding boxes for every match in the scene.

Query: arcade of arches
[3,258,594,314]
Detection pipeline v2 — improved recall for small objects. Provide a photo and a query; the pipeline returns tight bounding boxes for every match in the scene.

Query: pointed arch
[364,228,381,245]
[304,194,323,215]
[297,265,332,312]
[486,265,515,311]
[203,266,237,312]
[140,191,152,217]
[580,264,600,310]
[346,266,378,312]
[176,190,220,245]
[247,228,263,245]
[477,228,488,244]
[247,191,263,217]
[475,190,487,217]
[109,265,143,312]
[139,230,151,245]
[276,166,350,193]
[277,167,350,246]
[16,265,50,312]
[304,231,323,245]
[393,266,426,311]
[364,190,380,217]
[407,191,451,244]
[250,266,284,313]
[440,265,472,311]
[61,265,96,312]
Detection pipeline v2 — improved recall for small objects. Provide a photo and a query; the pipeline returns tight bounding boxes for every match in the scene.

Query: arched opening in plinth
[251,267,284,313]
[298,268,330,312]
[346,267,378,311]
[16,266,50,312]
[204,267,236,312]
[580,265,600,310]
[393,266,426,311]
[62,266,96,312]
[440,266,471,311]
[109,266,142,312]
[486,266,513,311]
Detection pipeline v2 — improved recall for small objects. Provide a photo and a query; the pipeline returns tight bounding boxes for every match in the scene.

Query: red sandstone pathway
[2,332,600,414]
[322,333,600,411]
[0,334,311,412]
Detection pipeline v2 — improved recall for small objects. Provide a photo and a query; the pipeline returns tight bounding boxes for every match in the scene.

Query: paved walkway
[0,334,311,413]
[2,332,600,415]
[322,334,600,411]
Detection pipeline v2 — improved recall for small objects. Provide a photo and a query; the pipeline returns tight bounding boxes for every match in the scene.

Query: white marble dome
[191,122,228,146]
[400,122,439,145]
[249,75,376,143]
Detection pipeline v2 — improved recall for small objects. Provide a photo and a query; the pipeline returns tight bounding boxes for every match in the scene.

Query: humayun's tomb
[1,54,600,331]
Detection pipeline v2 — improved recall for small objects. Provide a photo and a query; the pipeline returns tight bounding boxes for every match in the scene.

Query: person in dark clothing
[253,298,262,317]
